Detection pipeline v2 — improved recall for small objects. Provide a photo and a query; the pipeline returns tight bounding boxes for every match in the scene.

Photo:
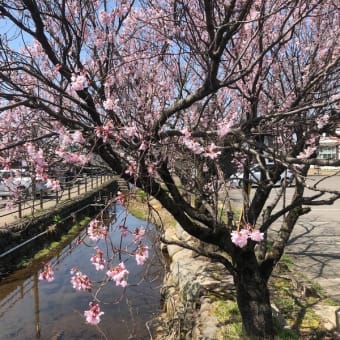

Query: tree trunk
[234,251,275,339]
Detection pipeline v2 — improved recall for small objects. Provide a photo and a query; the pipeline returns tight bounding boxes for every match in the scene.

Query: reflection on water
[0,205,163,339]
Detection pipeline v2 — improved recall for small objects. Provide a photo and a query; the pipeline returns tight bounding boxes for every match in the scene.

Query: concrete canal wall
[0,180,117,276]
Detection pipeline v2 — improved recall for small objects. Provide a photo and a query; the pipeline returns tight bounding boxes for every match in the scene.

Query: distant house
[318,126,340,160]
[318,135,340,161]
[313,127,340,172]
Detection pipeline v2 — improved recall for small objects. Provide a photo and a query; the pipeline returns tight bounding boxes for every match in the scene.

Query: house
[312,127,340,172]
[318,135,340,161]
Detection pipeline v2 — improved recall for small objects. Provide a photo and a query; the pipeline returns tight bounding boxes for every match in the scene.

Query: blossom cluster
[70,269,93,292]
[71,73,87,91]
[135,244,149,265]
[106,262,129,287]
[39,264,55,282]
[25,143,48,176]
[95,120,113,143]
[84,302,104,325]
[114,191,126,206]
[87,219,108,241]
[297,146,316,160]
[315,113,329,129]
[132,227,146,243]
[90,247,106,271]
[231,228,264,248]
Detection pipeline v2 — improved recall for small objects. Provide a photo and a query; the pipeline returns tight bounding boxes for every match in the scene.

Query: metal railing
[0,174,114,225]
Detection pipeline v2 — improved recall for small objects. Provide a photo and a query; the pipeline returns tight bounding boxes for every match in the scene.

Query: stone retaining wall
[153,224,235,339]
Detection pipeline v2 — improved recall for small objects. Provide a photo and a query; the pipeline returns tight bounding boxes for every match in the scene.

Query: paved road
[229,175,340,302]
[286,176,340,301]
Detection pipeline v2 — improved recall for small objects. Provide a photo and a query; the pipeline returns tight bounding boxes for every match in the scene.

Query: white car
[0,169,33,199]
[229,165,295,188]
[34,175,54,197]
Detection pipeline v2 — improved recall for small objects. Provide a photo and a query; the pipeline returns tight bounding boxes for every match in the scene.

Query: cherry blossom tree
[0,0,339,337]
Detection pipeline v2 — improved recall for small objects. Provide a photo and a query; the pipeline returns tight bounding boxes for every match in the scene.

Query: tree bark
[233,251,275,339]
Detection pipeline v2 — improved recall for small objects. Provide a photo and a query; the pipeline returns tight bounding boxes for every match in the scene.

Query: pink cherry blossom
[106,262,129,287]
[231,229,249,248]
[0,1,339,335]
[204,143,221,160]
[114,191,126,206]
[231,227,264,247]
[249,230,264,242]
[217,120,233,137]
[139,140,148,151]
[71,74,87,91]
[39,264,55,282]
[297,146,316,159]
[183,138,205,155]
[72,131,85,144]
[119,225,129,237]
[132,227,146,243]
[87,219,108,241]
[316,114,329,129]
[95,120,113,143]
[147,162,156,175]
[123,126,137,138]
[90,247,106,271]
[46,178,61,192]
[135,244,149,265]
[84,302,104,325]
[99,10,112,26]
[124,160,136,176]
[103,98,119,110]
[70,270,93,291]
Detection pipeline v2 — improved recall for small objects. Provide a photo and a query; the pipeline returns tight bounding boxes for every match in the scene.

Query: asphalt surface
[286,176,340,302]
[229,175,340,302]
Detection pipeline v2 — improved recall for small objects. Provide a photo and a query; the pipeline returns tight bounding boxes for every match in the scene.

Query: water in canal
[0,205,164,339]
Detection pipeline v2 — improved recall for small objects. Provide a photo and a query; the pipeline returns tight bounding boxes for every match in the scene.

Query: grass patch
[126,193,177,229]
[269,260,335,338]
[214,300,240,322]
[30,216,91,264]
[207,253,335,339]
[275,328,299,339]
[16,257,31,268]
[213,300,243,339]
[279,253,294,268]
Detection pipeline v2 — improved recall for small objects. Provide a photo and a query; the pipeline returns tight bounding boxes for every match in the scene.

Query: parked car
[229,165,295,188]
[0,169,33,199]
[34,175,54,197]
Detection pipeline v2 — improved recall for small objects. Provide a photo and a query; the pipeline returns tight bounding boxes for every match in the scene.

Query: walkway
[0,175,114,228]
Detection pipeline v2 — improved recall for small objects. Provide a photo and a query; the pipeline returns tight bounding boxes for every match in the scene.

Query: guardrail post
[91,176,94,189]
[40,191,43,209]
[32,198,35,217]
[18,199,22,219]
[85,176,87,193]
[78,181,80,195]
[68,187,71,200]
[100,175,103,184]
[96,175,98,187]
[56,191,59,204]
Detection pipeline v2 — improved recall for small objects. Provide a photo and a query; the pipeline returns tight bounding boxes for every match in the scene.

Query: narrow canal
[0,204,163,339]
